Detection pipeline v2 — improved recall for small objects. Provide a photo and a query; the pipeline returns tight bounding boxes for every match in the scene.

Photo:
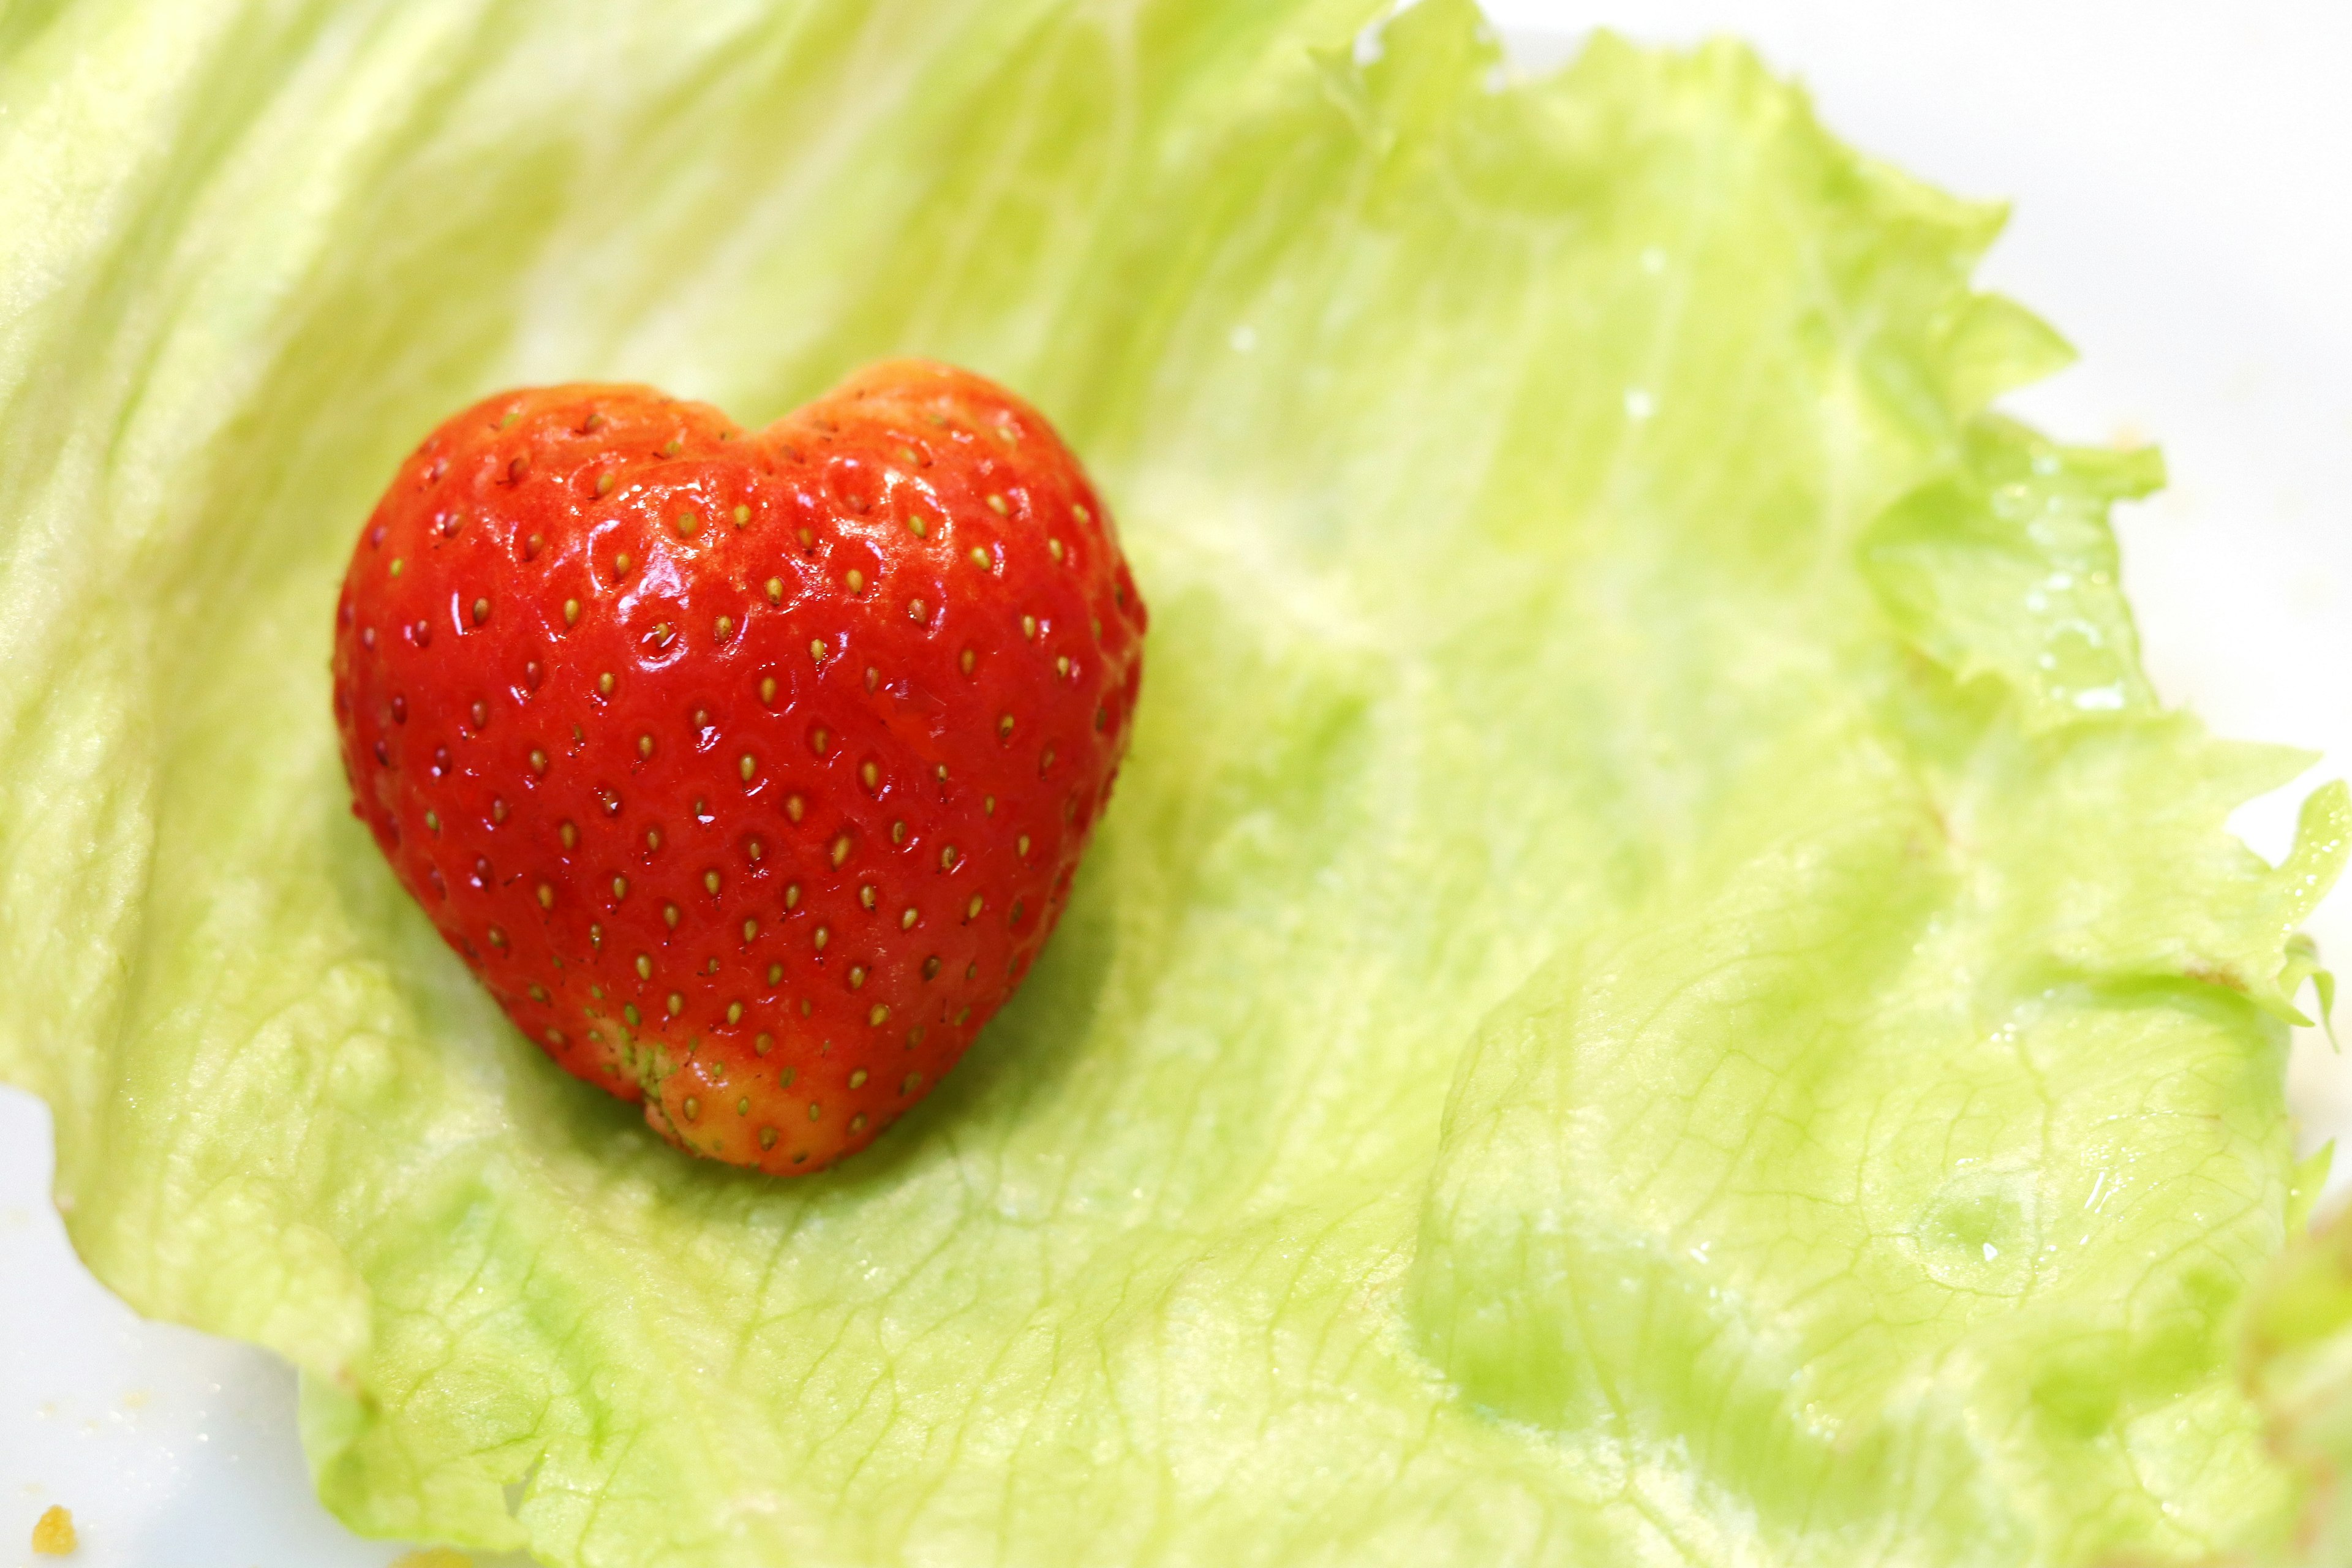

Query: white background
[7,3,2351,1562]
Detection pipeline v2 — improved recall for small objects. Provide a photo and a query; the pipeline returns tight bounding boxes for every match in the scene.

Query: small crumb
[31,1504,76,1555]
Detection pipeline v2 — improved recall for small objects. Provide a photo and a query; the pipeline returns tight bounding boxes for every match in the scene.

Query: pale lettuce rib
[0,2,2341,1564]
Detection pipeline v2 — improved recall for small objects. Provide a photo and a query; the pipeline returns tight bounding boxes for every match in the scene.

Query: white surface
[6,2,2351,1562]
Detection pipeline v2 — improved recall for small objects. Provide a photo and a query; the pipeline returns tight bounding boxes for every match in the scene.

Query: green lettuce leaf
[1,1,2342,1562]
[2241,1155,2352,1567]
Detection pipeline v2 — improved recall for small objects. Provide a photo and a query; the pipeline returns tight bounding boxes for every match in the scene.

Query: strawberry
[331,361,1144,1172]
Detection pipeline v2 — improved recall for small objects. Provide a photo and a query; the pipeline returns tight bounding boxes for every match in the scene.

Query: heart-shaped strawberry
[331,361,1144,1172]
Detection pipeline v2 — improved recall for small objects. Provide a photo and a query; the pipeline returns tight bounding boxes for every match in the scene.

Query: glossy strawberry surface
[332,361,1144,1172]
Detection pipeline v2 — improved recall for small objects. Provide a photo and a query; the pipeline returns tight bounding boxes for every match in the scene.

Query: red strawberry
[331,361,1144,1172]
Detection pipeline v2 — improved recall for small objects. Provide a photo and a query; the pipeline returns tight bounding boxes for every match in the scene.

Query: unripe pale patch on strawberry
[333,360,1142,1174]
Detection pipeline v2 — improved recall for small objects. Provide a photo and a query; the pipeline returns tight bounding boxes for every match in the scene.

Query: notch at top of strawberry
[331,360,1145,1173]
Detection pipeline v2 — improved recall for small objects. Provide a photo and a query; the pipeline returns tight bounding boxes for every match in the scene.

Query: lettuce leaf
[0,1,2342,1562]
[2244,1190,2352,1564]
